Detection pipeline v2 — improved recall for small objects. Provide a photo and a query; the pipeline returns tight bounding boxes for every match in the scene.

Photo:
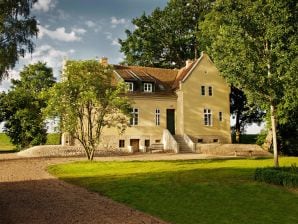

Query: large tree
[200,0,297,167]
[44,61,131,160]
[0,0,38,80]
[0,62,55,148]
[119,0,213,68]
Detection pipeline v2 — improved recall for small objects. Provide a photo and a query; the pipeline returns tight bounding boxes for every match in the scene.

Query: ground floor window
[204,109,212,126]
[145,139,150,147]
[219,111,223,122]
[155,108,160,126]
[119,140,125,148]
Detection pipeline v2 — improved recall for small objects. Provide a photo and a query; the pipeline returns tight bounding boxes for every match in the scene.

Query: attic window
[144,83,153,92]
[126,82,134,91]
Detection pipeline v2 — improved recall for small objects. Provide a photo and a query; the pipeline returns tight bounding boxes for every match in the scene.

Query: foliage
[0,62,55,149]
[231,134,258,144]
[0,0,38,80]
[44,60,131,160]
[119,0,214,68]
[49,157,298,224]
[230,86,264,142]
[255,165,298,188]
[200,0,298,167]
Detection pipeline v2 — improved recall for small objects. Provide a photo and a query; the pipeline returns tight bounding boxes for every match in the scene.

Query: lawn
[48,157,298,224]
[0,133,15,151]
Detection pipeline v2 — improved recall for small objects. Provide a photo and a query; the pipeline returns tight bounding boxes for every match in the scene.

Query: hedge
[254,165,298,188]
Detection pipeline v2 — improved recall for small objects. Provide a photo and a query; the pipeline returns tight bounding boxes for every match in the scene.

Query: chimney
[185,59,193,69]
[99,57,108,66]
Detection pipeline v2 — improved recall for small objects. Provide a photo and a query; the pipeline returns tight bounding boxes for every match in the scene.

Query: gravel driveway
[0,154,169,224]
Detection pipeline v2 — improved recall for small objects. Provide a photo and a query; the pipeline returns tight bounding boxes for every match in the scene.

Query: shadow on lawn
[57,167,298,224]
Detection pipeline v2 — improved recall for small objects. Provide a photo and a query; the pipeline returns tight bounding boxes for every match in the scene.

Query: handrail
[162,129,179,153]
[183,134,196,152]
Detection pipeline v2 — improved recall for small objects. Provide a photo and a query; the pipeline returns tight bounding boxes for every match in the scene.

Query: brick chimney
[99,57,108,66]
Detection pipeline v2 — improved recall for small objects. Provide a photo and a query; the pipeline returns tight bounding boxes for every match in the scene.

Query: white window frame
[208,86,213,96]
[130,108,139,126]
[144,83,153,92]
[126,82,134,92]
[204,108,212,126]
[155,109,160,126]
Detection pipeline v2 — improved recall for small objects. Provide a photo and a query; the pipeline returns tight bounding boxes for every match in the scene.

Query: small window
[213,139,219,143]
[145,139,150,147]
[219,112,223,122]
[126,82,134,91]
[208,86,213,96]
[155,139,161,143]
[155,109,160,126]
[201,86,205,96]
[204,108,212,126]
[197,139,203,143]
[119,140,125,148]
[144,83,153,92]
[130,108,139,126]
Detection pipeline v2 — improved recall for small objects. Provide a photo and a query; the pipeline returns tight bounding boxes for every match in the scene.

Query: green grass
[0,133,15,151]
[46,133,61,145]
[48,157,298,224]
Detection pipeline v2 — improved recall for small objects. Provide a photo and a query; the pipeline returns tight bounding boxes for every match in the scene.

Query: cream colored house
[63,52,231,153]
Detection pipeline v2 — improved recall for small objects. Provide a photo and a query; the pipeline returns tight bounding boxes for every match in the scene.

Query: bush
[254,164,298,188]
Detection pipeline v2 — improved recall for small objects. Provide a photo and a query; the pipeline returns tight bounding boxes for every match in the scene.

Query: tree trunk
[235,110,241,143]
[270,105,279,168]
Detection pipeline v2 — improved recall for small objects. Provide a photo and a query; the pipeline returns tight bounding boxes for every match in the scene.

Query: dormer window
[126,82,134,91]
[143,83,153,92]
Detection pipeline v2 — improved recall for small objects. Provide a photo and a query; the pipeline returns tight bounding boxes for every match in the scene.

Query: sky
[0,0,263,134]
[0,0,168,91]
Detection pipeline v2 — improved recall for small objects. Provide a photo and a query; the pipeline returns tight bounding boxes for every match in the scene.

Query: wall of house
[180,54,231,143]
[101,95,177,151]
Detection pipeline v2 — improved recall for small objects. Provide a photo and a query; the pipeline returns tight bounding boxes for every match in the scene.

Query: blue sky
[0,0,167,91]
[0,0,263,133]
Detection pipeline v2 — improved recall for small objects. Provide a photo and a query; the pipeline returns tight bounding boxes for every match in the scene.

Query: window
[119,140,125,148]
[155,109,160,126]
[144,83,153,92]
[130,108,139,125]
[155,139,161,143]
[145,139,150,147]
[201,86,205,96]
[219,112,223,122]
[208,86,213,96]
[204,109,212,126]
[197,139,203,143]
[213,139,219,143]
[126,82,134,91]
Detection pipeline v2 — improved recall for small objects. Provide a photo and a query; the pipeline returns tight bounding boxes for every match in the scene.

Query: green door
[166,109,175,135]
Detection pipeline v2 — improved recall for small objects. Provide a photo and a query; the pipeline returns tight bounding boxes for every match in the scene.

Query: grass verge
[48,157,298,224]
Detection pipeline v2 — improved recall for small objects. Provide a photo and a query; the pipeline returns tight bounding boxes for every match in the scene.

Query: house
[62,52,231,153]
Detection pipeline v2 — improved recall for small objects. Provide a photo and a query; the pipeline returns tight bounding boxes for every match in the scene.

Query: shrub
[254,164,298,188]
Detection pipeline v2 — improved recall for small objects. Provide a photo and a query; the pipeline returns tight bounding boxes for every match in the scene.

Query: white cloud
[111,38,120,46]
[38,25,85,42]
[33,0,56,12]
[85,20,96,28]
[110,17,128,28]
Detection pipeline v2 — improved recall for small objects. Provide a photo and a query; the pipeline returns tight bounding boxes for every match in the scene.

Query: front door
[130,139,140,152]
[166,109,175,135]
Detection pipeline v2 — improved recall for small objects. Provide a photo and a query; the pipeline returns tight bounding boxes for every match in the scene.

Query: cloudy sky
[0,0,167,91]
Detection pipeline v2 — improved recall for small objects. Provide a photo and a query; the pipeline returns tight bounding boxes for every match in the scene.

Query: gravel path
[0,154,170,224]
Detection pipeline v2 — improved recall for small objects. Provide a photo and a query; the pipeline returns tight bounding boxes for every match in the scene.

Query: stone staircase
[174,135,193,153]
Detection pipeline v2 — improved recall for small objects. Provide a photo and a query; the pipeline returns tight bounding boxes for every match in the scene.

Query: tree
[200,0,298,167]
[0,0,38,80]
[44,61,131,160]
[230,86,264,143]
[119,0,214,68]
[0,62,55,148]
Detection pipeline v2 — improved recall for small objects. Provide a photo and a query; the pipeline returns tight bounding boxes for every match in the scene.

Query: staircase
[174,135,193,153]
